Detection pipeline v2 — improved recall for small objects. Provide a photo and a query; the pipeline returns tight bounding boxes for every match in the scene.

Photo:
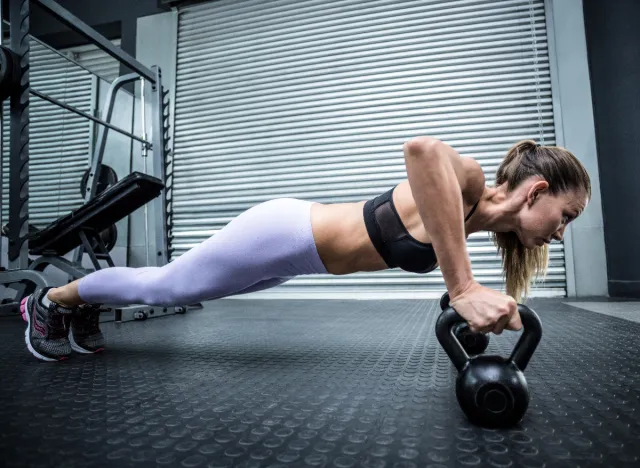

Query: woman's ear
[527,179,549,205]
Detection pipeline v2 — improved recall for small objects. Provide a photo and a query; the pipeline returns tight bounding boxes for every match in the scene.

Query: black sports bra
[363,186,479,274]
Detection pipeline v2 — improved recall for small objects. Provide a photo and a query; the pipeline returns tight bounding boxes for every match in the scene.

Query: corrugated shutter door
[2,39,121,229]
[68,39,122,83]
[172,0,564,297]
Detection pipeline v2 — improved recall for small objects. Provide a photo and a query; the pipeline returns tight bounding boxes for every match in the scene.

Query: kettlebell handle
[509,304,543,371]
[435,303,542,372]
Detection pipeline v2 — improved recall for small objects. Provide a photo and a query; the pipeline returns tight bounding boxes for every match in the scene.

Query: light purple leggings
[77,198,328,306]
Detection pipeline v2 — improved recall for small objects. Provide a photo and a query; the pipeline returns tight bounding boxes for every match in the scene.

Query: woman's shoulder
[460,157,485,205]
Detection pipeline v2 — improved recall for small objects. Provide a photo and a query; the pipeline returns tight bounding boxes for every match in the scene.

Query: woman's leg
[48,198,327,308]
[49,275,295,308]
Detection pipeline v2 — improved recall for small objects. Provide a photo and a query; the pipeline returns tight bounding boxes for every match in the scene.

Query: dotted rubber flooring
[0,298,638,468]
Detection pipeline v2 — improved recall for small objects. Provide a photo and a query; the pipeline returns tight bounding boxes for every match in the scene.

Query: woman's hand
[449,282,522,334]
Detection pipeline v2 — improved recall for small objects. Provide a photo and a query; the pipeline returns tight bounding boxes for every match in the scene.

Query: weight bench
[0,172,166,316]
[28,171,165,279]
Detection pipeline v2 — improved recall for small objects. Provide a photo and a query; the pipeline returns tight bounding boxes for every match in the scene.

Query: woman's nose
[553,225,566,241]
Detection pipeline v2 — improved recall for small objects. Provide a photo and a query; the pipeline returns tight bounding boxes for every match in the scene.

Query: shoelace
[46,310,69,340]
[74,307,102,336]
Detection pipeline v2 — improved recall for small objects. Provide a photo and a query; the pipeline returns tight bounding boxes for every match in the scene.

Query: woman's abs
[311,201,389,275]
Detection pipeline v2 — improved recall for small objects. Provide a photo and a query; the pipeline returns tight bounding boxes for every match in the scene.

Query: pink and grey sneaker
[20,288,74,362]
[68,305,105,354]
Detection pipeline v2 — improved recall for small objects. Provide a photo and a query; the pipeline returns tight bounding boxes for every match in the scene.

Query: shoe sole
[68,328,105,354]
[20,296,68,362]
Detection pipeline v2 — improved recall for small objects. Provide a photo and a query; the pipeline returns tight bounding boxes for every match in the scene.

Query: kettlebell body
[457,355,529,428]
[440,292,490,355]
[436,303,542,428]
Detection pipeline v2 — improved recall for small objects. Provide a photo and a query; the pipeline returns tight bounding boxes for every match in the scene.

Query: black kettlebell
[435,303,542,428]
[439,292,490,355]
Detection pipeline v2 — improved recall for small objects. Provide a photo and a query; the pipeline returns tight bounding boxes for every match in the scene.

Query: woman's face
[517,181,588,249]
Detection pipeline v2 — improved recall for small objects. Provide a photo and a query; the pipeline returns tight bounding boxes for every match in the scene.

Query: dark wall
[31,0,169,49]
[583,0,640,297]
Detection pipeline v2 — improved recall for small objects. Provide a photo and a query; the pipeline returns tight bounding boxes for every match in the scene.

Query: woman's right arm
[403,136,479,299]
[403,136,522,334]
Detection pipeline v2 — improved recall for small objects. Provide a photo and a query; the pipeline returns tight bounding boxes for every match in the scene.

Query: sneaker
[20,288,75,362]
[68,305,105,354]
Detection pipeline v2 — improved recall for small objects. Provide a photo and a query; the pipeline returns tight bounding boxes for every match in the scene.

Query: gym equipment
[80,164,118,197]
[0,0,179,321]
[29,172,164,269]
[79,164,119,254]
[88,224,117,254]
[439,291,490,355]
[0,45,19,102]
[1,223,40,238]
[436,302,542,428]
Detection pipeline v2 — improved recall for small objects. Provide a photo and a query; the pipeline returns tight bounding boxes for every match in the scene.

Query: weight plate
[80,164,118,197]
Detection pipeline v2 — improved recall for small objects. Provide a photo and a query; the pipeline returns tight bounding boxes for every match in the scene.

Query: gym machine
[0,0,184,321]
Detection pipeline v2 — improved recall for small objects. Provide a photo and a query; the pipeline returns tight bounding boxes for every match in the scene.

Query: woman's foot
[68,305,105,354]
[20,288,75,362]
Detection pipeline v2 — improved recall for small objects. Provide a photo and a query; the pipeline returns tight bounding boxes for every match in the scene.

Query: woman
[22,137,591,362]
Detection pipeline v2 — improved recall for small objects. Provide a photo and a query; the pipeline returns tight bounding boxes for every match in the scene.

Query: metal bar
[30,88,152,147]
[88,75,99,161]
[150,66,169,266]
[0,109,3,269]
[0,268,53,289]
[73,74,101,268]
[85,72,140,201]
[94,234,116,268]
[34,0,156,84]
[1,0,3,269]
[8,0,30,268]
[141,78,148,158]
[2,20,116,83]
[29,256,88,280]
[30,33,113,82]
[79,229,102,271]
[141,77,150,265]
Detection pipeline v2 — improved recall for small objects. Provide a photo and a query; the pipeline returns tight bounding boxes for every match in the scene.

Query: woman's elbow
[403,136,443,157]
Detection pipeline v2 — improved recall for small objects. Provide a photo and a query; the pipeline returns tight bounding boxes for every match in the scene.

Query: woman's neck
[466,185,523,235]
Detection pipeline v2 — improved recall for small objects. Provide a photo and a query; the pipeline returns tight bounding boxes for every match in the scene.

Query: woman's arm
[403,136,484,298]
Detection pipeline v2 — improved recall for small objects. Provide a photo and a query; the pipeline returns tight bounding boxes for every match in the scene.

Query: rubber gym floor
[1,298,639,468]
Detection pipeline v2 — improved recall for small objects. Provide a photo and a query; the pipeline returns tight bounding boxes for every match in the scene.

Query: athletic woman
[21,137,591,362]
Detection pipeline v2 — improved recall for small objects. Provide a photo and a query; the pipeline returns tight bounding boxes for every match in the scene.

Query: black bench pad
[29,172,165,256]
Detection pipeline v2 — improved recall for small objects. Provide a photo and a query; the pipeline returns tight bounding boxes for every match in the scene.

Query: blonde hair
[490,140,591,302]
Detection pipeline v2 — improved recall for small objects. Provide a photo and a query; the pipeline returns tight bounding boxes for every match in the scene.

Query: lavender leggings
[77,198,328,306]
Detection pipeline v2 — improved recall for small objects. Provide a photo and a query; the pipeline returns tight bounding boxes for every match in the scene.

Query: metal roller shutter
[1,39,121,229]
[67,39,122,83]
[172,0,563,297]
